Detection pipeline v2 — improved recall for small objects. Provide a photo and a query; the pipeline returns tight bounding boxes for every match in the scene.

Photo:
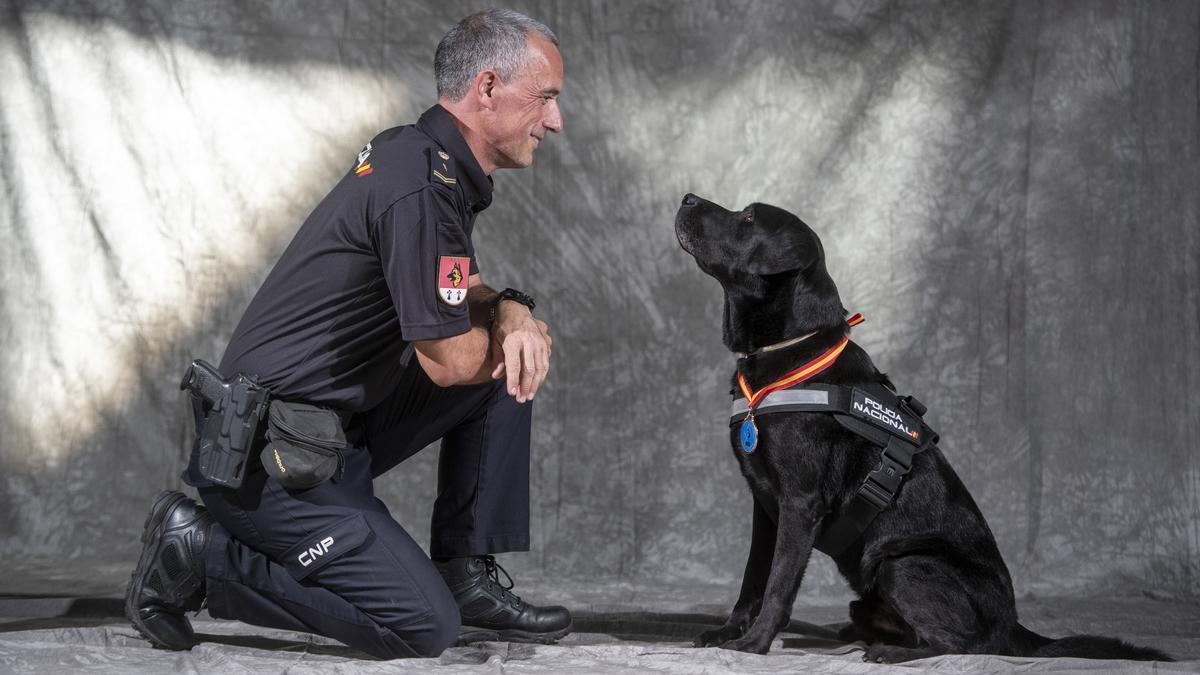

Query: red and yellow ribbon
[738,313,864,409]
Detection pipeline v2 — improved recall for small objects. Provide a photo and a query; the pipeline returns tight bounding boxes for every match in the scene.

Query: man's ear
[745,223,819,275]
[474,69,500,109]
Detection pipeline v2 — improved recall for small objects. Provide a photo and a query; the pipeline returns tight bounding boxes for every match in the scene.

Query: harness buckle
[859,479,892,510]
[859,441,914,510]
[901,395,927,417]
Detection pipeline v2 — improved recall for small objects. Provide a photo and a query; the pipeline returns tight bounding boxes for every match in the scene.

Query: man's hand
[490,301,552,403]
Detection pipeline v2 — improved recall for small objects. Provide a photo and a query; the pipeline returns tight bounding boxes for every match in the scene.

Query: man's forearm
[413,326,495,386]
[441,280,546,393]
[416,283,514,387]
[458,326,502,384]
[467,283,500,329]
[448,281,512,384]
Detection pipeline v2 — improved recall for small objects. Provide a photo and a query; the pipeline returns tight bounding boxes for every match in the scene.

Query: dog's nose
[681,193,698,207]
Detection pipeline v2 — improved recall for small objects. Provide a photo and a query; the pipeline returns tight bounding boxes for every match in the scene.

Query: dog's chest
[728,424,792,496]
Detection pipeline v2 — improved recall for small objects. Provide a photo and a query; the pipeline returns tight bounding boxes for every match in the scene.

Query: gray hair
[435,9,559,101]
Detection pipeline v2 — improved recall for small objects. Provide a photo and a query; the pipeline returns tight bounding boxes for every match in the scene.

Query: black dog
[675,193,1170,663]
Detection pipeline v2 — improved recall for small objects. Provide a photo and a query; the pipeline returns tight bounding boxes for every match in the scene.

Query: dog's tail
[1012,623,1172,661]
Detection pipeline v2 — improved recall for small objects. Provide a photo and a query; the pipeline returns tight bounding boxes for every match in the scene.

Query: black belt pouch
[262,401,346,490]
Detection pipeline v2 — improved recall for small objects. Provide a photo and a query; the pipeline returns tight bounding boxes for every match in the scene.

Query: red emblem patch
[437,256,470,306]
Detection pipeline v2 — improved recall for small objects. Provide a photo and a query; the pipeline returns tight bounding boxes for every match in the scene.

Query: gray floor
[1,560,1196,674]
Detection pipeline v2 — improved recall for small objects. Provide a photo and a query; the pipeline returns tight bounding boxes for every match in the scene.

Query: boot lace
[481,555,523,609]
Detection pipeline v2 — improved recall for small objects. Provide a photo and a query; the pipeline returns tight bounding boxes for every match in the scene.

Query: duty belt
[729,382,939,557]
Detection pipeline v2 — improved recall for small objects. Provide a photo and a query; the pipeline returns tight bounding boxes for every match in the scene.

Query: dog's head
[675,193,846,353]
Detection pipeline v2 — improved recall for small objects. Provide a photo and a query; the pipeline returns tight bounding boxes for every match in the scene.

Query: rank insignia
[437,256,470,306]
[431,149,456,185]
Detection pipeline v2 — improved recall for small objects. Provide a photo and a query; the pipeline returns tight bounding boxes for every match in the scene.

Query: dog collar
[735,313,863,453]
[736,331,817,358]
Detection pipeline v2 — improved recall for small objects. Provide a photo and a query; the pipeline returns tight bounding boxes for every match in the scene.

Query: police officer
[125,9,569,659]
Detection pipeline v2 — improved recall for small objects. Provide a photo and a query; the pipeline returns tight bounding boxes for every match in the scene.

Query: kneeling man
[126,9,569,658]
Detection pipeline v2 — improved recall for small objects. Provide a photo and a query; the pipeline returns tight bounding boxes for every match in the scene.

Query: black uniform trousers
[195,360,532,659]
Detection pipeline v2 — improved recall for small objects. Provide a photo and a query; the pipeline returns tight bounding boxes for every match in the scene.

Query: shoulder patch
[430,148,457,185]
[354,141,373,177]
[437,256,470,305]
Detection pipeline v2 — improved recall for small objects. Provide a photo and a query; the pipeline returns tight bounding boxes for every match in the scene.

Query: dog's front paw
[693,625,741,648]
[720,635,771,655]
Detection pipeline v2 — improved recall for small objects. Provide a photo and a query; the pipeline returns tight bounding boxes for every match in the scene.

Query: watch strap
[490,288,535,325]
[497,288,535,311]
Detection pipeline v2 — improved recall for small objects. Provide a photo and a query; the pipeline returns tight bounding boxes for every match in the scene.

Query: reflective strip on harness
[731,385,927,446]
[730,388,830,419]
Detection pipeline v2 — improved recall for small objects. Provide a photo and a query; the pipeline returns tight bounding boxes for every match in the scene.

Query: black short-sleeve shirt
[217,105,494,413]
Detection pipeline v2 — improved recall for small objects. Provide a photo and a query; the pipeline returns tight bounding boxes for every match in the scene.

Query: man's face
[483,33,564,169]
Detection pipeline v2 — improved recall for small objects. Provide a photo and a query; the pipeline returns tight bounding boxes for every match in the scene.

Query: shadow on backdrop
[0,0,1196,607]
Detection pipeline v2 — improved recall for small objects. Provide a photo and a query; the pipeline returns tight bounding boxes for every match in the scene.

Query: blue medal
[739,415,758,453]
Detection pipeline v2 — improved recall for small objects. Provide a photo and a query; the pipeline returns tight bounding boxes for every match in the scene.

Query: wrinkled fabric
[0,628,1189,675]
[1,594,1198,673]
[0,0,1197,605]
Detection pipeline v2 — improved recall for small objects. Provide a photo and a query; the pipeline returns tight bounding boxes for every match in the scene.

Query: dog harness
[729,316,939,557]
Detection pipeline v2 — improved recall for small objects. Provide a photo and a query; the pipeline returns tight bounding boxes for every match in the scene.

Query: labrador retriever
[675,193,1170,663]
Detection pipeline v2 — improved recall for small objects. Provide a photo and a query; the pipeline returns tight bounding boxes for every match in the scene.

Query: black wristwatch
[490,288,536,323]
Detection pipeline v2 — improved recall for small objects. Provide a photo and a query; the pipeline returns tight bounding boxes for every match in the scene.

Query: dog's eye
[741,212,754,224]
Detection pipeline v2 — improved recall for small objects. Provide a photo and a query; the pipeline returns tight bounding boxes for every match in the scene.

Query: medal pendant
[739,415,758,454]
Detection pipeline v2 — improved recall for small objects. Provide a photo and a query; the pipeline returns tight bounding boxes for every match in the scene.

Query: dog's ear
[744,206,821,275]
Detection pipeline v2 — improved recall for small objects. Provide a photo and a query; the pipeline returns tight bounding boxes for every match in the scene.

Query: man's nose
[543,100,563,133]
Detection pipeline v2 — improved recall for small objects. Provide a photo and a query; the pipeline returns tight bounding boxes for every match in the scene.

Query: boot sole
[124,490,196,650]
[457,621,573,646]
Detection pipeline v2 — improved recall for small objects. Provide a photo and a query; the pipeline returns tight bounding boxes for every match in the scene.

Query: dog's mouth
[675,226,697,255]
[676,193,734,252]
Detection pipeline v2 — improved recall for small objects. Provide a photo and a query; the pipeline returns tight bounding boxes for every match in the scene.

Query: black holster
[180,359,270,489]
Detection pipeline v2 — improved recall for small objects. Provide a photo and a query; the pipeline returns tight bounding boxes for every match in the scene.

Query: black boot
[434,555,572,645]
[125,490,214,650]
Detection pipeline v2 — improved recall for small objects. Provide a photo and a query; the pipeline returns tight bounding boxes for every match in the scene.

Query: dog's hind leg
[864,554,1013,663]
[718,498,822,654]
[695,496,776,647]
[838,594,917,646]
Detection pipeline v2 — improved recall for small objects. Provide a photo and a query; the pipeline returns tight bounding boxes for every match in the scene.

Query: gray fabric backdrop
[1,0,1197,603]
